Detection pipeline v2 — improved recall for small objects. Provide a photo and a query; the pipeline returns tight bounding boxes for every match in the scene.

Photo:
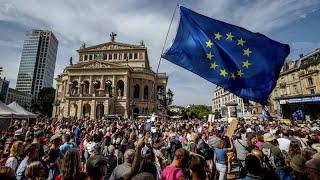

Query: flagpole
[156,3,179,73]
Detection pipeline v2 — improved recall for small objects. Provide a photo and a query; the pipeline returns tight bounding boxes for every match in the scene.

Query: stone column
[90,100,96,120]
[140,79,144,100]
[89,75,93,94]
[104,101,109,115]
[77,100,83,119]
[124,75,129,99]
[112,76,116,97]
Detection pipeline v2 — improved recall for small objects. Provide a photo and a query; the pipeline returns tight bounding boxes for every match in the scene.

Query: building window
[308,77,314,86]
[109,54,112,60]
[124,53,128,60]
[310,89,315,94]
[89,54,92,60]
[114,53,118,60]
[134,84,140,99]
[129,53,133,59]
[134,53,138,59]
[84,55,88,61]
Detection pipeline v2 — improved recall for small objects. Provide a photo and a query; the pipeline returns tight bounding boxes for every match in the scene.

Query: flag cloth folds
[163,6,290,105]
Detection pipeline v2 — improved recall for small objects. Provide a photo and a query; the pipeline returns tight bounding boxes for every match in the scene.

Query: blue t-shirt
[59,142,76,154]
[214,148,228,164]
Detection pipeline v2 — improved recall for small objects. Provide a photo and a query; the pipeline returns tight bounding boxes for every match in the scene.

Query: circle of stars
[205,31,253,80]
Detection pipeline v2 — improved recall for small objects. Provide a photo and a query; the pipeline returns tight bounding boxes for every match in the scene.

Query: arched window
[144,86,149,99]
[105,80,113,97]
[134,84,140,99]
[117,80,124,97]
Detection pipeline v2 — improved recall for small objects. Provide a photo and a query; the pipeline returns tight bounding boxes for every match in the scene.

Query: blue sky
[0,0,319,106]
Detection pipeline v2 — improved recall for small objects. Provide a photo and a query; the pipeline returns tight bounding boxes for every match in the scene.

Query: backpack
[261,147,277,168]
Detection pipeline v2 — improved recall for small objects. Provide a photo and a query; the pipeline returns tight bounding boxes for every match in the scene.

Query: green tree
[31,87,55,117]
[186,104,211,119]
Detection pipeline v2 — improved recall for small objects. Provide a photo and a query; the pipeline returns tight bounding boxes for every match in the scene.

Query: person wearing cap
[260,133,282,168]
[86,155,108,180]
[50,134,62,151]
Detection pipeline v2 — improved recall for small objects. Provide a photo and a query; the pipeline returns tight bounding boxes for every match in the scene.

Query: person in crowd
[161,148,189,180]
[213,138,233,180]
[189,154,206,180]
[5,140,23,171]
[105,145,117,180]
[277,130,291,154]
[247,133,258,152]
[56,148,86,180]
[241,154,262,180]
[24,161,47,180]
[16,144,38,180]
[59,134,76,155]
[86,155,108,180]
[234,132,248,167]
[260,133,282,168]
[49,134,62,151]
[109,149,135,180]
[0,166,16,180]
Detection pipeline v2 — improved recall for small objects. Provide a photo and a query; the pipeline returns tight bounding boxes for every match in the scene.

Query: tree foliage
[186,104,211,119]
[31,87,55,117]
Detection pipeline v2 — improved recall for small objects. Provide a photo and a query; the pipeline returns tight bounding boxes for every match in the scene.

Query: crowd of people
[0,116,319,180]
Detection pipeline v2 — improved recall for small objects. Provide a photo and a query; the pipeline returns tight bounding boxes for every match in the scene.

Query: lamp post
[157,88,173,117]
[130,100,136,120]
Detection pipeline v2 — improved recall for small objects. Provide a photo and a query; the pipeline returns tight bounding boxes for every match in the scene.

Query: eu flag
[163,6,290,105]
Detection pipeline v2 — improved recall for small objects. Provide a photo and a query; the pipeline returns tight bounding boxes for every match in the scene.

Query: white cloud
[0,0,319,106]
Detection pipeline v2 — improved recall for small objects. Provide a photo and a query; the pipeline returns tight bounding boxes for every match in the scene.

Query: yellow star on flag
[237,69,244,77]
[210,62,218,70]
[237,38,246,46]
[214,32,222,40]
[206,40,213,48]
[242,60,251,69]
[206,52,214,60]
[226,32,234,40]
[243,48,252,57]
[220,69,228,77]
[231,73,236,80]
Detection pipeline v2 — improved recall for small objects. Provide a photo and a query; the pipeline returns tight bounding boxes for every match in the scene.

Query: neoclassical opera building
[52,34,168,120]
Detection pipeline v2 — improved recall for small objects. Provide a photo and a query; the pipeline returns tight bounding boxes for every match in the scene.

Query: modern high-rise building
[16,29,58,99]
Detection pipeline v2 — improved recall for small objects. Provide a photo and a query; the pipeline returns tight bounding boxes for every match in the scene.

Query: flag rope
[156,3,179,74]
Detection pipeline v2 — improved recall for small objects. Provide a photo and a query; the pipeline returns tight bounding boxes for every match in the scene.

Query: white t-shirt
[5,156,18,171]
[277,138,291,153]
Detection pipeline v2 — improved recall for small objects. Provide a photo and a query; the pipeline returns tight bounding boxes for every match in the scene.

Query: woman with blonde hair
[25,161,47,180]
[5,140,23,171]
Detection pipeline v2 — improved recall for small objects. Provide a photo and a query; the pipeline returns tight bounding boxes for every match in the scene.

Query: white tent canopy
[8,101,37,118]
[0,101,23,118]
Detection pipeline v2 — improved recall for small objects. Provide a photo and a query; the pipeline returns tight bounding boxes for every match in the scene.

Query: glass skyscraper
[16,30,58,99]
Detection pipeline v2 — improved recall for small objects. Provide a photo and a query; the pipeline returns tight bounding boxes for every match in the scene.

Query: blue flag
[163,6,290,105]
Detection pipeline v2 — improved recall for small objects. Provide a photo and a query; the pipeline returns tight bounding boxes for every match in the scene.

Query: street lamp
[157,88,173,116]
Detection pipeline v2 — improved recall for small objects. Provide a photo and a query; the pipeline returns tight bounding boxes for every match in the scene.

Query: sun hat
[50,134,61,143]
[311,143,320,153]
[290,155,307,173]
[263,133,275,142]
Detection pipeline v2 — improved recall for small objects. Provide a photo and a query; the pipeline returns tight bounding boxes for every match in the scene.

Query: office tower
[16,30,58,98]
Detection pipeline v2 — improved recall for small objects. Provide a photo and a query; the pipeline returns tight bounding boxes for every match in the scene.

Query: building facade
[0,77,9,102]
[52,36,168,120]
[271,49,320,119]
[5,88,32,108]
[16,29,58,99]
[212,86,252,118]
